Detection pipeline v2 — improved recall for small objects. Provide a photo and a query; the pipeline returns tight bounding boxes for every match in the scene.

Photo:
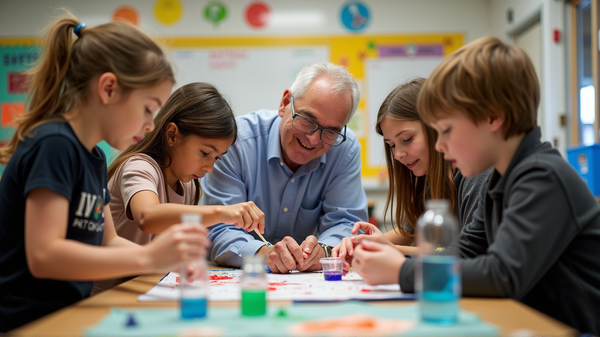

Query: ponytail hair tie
[73,23,86,37]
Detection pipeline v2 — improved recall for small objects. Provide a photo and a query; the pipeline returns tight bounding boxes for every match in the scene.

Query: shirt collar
[488,126,542,196]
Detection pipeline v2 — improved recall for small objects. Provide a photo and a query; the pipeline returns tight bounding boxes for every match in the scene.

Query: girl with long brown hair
[332,78,491,281]
[0,12,208,332]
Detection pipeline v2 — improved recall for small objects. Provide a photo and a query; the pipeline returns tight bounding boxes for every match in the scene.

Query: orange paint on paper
[288,314,416,335]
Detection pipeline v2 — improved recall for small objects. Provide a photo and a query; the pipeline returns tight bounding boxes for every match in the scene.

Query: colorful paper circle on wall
[245,1,270,29]
[154,0,183,25]
[112,6,139,26]
[204,2,227,26]
[340,2,370,32]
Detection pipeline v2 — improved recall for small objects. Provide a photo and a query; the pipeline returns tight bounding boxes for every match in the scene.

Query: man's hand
[297,235,326,272]
[255,236,305,273]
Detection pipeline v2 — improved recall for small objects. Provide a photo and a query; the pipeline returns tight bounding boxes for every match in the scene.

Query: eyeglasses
[290,95,347,147]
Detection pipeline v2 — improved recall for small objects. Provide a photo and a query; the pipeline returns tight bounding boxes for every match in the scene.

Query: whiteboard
[169,47,329,116]
[365,56,444,168]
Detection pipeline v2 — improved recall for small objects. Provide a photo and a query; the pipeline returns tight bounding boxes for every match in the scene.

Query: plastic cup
[320,257,343,281]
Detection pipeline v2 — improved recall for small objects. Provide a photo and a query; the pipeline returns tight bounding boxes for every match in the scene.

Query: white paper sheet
[138,269,412,302]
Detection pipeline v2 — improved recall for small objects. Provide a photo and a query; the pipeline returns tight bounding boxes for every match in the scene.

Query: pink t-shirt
[109,153,196,245]
[92,154,196,294]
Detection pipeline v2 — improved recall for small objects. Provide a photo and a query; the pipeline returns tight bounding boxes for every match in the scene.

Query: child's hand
[145,223,210,273]
[331,237,354,275]
[350,221,391,246]
[352,240,405,285]
[331,222,390,274]
[220,201,265,234]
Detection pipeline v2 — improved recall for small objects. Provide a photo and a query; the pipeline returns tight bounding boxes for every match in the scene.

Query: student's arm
[385,228,415,246]
[404,167,579,297]
[457,167,579,298]
[24,188,208,281]
[128,191,264,234]
[102,204,138,247]
[396,246,418,255]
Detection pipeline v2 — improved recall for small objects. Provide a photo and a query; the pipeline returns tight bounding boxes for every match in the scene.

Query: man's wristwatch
[318,242,333,258]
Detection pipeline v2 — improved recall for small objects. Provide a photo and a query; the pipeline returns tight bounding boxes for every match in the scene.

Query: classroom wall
[0,0,490,40]
[489,0,567,156]
[0,0,570,225]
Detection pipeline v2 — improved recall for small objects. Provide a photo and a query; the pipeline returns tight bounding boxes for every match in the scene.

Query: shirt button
[291,179,295,183]
[280,162,284,166]
[283,207,288,212]
[238,254,242,257]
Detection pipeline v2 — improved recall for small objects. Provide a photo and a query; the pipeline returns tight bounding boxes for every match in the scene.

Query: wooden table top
[11,274,577,336]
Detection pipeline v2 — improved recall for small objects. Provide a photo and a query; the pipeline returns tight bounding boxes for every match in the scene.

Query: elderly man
[201,61,368,273]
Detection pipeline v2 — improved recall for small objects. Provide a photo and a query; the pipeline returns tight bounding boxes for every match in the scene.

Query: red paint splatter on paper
[209,275,233,280]
[268,281,299,286]
[175,276,179,284]
[268,287,277,291]
[360,289,371,292]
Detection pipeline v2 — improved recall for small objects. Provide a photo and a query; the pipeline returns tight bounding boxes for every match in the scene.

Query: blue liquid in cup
[324,271,342,281]
[181,297,207,319]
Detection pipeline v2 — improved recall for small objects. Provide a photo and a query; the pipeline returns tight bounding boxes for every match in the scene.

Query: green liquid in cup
[241,289,266,316]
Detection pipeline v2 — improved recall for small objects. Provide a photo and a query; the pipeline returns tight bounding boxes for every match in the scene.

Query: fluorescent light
[270,11,325,28]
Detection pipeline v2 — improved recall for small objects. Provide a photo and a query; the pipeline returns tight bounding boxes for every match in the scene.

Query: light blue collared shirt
[201,109,368,267]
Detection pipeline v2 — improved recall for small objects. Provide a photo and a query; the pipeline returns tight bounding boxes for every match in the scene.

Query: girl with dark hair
[108,82,264,240]
[94,82,265,292]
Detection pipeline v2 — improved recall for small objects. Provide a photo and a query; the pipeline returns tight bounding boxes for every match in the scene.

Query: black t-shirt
[0,121,110,332]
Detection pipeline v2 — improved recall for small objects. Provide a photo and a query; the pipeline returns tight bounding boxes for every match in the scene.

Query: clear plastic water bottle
[179,213,209,319]
[415,200,461,325]
[241,255,267,316]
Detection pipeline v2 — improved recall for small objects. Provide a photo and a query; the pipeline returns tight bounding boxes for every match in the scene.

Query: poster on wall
[340,2,370,32]
[154,0,183,26]
[204,2,227,27]
[0,41,40,175]
[245,1,270,29]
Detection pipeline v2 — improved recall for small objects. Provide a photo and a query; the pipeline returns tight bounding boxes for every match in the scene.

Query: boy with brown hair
[351,37,600,334]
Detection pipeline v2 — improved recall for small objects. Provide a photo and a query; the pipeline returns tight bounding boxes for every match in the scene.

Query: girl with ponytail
[0,11,208,331]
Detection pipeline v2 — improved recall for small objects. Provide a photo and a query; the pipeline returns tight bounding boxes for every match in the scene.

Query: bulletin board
[159,33,464,181]
[0,33,463,179]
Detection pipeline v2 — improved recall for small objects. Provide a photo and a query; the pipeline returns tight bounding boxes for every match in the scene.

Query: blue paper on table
[85,302,499,336]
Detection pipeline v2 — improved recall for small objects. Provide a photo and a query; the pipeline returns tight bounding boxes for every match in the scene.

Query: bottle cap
[425,199,450,211]
[181,213,201,224]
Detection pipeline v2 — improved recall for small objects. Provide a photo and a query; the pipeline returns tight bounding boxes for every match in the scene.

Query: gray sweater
[399,127,600,334]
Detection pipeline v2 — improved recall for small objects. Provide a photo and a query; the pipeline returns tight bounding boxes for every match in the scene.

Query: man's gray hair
[290,61,361,123]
